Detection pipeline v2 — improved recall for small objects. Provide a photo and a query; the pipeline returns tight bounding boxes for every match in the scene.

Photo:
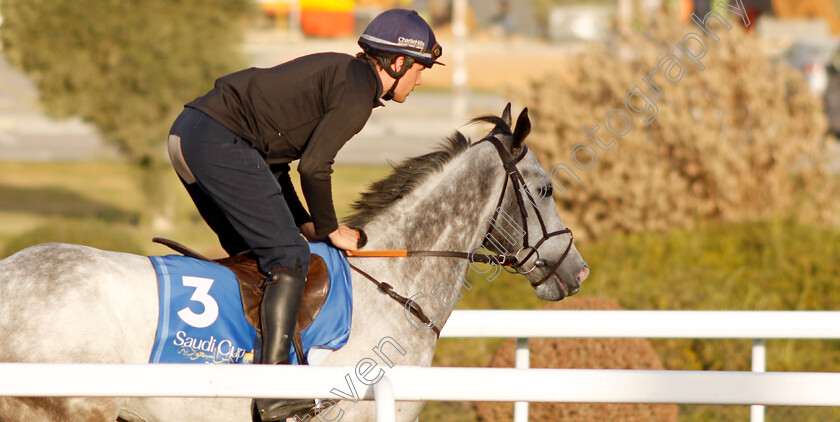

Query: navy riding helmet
[358,9,444,69]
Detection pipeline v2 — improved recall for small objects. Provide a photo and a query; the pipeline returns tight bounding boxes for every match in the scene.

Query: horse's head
[472,104,589,301]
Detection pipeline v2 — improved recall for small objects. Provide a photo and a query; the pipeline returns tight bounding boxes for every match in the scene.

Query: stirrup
[252,398,317,422]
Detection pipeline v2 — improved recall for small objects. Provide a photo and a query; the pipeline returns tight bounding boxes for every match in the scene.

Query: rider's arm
[297,63,379,239]
[269,163,312,228]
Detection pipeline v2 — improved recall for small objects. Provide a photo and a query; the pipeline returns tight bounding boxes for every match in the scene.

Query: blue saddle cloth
[148,242,352,365]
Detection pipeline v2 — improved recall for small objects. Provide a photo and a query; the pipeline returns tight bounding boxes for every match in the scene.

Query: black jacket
[187,53,383,238]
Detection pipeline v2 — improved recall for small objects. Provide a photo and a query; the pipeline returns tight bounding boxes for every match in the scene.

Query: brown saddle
[152,238,330,364]
[214,253,330,336]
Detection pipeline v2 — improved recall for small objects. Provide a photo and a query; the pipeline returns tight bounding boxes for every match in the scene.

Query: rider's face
[390,61,425,103]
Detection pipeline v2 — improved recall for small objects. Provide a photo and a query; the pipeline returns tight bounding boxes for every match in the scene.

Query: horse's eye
[539,185,553,198]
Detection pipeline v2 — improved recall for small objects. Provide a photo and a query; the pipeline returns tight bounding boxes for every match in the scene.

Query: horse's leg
[323,400,426,422]
[0,397,125,422]
[119,397,252,422]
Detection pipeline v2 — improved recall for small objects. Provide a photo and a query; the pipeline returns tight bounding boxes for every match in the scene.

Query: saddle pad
[148,242,353,365]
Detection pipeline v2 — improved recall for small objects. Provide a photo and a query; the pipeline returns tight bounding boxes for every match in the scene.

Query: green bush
[425,220,840,421]
[0,0,250,164]
[2,219,144,259]
[583,220,840,421]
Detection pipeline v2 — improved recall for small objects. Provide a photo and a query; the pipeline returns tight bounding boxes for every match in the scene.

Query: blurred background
[1,0,840,420]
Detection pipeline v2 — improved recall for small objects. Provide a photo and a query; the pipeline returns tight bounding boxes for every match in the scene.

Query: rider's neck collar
[363,58,385,108]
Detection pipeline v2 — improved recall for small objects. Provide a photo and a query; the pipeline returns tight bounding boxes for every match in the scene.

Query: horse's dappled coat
[0,105,588,422]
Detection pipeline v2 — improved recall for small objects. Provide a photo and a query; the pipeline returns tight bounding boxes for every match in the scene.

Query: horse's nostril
[577,265,590,282]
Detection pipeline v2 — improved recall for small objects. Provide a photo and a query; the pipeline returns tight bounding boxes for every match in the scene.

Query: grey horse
[0,105,588,421]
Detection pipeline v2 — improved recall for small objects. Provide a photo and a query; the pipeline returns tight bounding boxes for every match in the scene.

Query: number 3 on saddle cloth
[147,241,352,366]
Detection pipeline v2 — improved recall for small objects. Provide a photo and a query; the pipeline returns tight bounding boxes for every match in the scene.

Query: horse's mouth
[557,274,582,299]
[554,279,568,301]
[534,272,578,301]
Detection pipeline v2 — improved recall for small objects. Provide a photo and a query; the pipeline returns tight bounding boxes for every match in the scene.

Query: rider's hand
[328,225,360,251]
[299,222,322,241]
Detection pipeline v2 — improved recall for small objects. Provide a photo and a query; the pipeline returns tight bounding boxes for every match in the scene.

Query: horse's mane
[343,116,514,229]
[343,131,472,229]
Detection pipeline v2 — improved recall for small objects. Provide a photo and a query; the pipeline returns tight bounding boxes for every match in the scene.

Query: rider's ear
[392,56,406,72]
[501,103,512,128]
[512,108,530,149]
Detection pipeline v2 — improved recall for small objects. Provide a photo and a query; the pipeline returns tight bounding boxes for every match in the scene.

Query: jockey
[167,9,442,421]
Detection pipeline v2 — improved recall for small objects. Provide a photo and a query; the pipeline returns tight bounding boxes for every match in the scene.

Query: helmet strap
[381,56,414,101]
[382,77,400,101]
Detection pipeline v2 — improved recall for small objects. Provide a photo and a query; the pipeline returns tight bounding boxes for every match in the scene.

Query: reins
[346,261,442,337]
[345,134,576,337]
[345,249,518,266]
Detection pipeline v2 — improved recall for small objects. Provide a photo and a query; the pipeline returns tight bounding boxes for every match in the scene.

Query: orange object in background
[300,10,355,37]
[257,0,357,37]
[300,0,356,37]
[679,0,693,23]
[772,0,840,34]
[259,1,291,17]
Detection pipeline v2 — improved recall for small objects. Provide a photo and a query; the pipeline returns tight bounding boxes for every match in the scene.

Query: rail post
[514,337,530,422]
[374,374,396,422]
[751,339,766,422]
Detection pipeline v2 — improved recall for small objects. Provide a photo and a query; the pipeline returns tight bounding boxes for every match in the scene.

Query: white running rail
[1,311,839,422]
[439,310,840,422]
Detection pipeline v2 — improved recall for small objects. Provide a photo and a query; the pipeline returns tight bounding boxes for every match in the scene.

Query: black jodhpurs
[169,107,310,274]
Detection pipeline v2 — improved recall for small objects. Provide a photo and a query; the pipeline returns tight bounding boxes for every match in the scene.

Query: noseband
[345,134,576,335]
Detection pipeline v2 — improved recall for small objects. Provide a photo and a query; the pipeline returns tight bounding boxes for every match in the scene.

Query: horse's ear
[512,108,531,149]
[501,103,512,128]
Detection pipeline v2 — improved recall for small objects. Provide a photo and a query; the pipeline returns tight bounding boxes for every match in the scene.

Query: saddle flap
[299,255,330,332]
[214,254,331,336]
[214,255,262,332]
[152,238,333,339]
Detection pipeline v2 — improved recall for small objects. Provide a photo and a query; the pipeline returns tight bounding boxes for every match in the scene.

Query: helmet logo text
[398,36,425,51]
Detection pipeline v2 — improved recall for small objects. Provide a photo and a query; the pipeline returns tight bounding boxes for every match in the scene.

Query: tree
[1,0,251,229]
[1,0,250,164]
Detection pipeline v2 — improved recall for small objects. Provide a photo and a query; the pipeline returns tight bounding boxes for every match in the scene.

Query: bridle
[475,135,574,285]
[345,134,575,336]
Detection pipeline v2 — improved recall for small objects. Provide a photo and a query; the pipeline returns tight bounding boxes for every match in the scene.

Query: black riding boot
[252,266,315,422]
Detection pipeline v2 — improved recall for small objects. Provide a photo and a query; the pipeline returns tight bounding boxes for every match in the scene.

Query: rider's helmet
[358,9,443,100]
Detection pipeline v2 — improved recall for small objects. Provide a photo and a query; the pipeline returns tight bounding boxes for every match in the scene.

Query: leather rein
[344,135,575,337]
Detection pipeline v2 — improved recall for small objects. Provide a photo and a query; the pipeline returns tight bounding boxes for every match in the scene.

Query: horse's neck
[359,145,504,320]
